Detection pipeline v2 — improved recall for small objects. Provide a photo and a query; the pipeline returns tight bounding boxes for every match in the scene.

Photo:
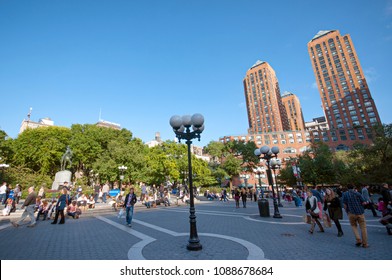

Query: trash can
[258,198,270,217]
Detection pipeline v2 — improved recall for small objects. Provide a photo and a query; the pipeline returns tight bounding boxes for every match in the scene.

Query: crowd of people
[302,183,392,248]
[2,179,391,247]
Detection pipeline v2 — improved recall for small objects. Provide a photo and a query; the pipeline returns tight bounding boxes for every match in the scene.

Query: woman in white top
[305,190,324,234]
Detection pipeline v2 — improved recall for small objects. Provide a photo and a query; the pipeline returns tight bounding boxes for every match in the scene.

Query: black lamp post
[270,159,283,207]
[170,113,204,251]
[118,165,127,191]
[254,167,264,198]
[254,146,282,219]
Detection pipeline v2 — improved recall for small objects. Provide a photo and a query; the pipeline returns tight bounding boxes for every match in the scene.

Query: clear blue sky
[1,0,391,146]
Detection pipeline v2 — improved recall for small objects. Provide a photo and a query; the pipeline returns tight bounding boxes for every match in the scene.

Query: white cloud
[311,82,318,89]
[364,67,378,83]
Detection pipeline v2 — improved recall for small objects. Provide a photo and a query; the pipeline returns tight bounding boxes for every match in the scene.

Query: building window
[283,147,296,154]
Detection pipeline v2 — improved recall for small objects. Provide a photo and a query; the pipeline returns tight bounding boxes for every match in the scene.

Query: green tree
[278,164,297,187]
[204,141,225,163]
[11,127,72,176]
[351,124,392,183]
[298,142,335,186]
[221,154,242,181]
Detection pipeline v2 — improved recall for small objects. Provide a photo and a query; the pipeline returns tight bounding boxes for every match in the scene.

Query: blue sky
[0,0,391,146]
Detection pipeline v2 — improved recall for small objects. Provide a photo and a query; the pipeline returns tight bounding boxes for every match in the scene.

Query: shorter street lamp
[253,167,265,198]
[270,158,283,207]
[118,165,127,191]
[240,174,250,189]
[254,146,282,219]
[170,113,204,251]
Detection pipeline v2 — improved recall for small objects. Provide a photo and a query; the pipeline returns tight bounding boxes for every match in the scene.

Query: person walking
[14,184,21,204]
[323,188,344,237]
[234,190,240,208]
[123,188,137,227]
[12,186,37,228]
[305,189,324,234]
[102,181,110,203]
[342,185,369,248]
[241,188,247,208]
[51,188,70,225]
[361,185,379,217]
[311,186,324,219]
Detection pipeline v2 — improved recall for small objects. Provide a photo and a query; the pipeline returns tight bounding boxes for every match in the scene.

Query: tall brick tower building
[308,30,381,147]
[281,91,306,131]
[243,60,290,134]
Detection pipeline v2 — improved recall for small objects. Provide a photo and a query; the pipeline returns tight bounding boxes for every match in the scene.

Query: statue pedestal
[52,170,72,190]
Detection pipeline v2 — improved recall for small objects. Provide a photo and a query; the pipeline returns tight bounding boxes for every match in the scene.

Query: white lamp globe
[170,115,183,130]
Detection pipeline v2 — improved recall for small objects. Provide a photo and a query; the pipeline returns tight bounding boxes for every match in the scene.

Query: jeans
[126,205,134,225]
[36,209,48,221]
[16,205,36,226]
[348,213,368,246]
[102,193,107,203]
[52,209,65,224]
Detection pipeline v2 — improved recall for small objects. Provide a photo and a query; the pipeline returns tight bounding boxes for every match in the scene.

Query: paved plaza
[0,198,391,260]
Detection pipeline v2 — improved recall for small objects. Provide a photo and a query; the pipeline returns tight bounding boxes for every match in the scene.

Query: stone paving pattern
[0,199,391,260]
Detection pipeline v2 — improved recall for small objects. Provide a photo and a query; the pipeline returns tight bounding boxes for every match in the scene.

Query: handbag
[118,209,125,219]
[322,213,332,228]
[303,214,311,224]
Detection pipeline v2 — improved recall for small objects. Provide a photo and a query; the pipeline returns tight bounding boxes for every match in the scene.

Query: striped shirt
[342,190,365,215]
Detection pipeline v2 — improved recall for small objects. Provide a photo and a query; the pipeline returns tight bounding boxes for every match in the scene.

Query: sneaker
[11,222,19,228]
[362,244,370,248]
[355,242,362,247]
[128,224,132,227]
[337,232,344,237]
[27,224,36,228]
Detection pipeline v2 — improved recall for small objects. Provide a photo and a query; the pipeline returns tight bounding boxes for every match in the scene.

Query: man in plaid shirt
[343,185,369,248]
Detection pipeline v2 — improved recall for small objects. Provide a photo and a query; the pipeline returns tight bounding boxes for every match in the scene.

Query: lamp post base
[187,241,203,251]
[272,199,282,219]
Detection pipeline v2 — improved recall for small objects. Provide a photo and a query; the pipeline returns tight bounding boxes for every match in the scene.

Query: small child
[2,198,13,216]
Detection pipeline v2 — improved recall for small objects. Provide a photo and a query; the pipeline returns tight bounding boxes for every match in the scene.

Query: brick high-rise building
[308,30,381,147]
[281,91,306,131]
[243,60,290,134]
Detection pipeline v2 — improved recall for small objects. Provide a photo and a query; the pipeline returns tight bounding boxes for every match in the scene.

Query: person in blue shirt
[51,188,70,225]
[123,188,137,227]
